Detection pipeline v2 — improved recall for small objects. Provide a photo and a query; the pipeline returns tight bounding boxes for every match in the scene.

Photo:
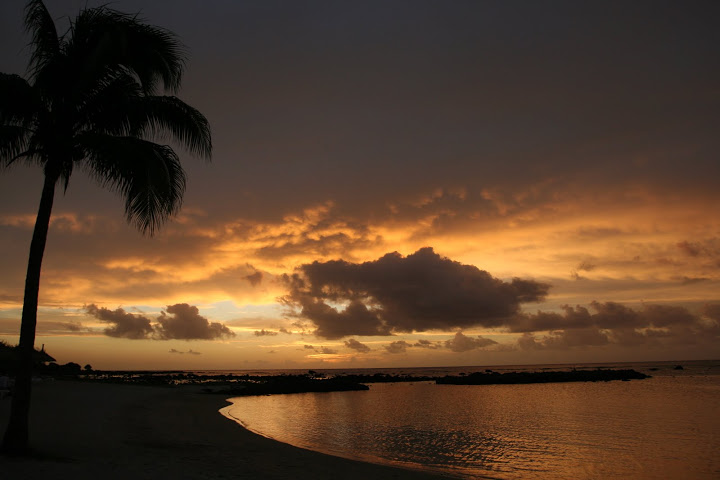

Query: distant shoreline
[51,366,653,395]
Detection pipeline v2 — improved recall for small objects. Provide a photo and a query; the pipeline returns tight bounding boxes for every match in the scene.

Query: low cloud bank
[303,345,338,354]
[86,303,235,340]
[515,302,720,349]
[344,338,371,353]
[445,332,497,352]
[380,334,494,354]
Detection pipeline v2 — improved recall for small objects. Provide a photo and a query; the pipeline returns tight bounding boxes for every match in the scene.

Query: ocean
[221,360,719,479]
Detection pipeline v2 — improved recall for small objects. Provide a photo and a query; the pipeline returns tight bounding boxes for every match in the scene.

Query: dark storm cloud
[86,304,154,339]
[282,248,550,339]
[289,299,390,339]
[86,304,234,340]
[156,304,235,340]
[510,302,714,333]
[344,338,371,353]
[384,341,410,354]
[515,302,720,349]
[444,332,497,353]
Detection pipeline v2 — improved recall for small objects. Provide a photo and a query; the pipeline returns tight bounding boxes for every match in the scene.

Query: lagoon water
[223,361,720,479]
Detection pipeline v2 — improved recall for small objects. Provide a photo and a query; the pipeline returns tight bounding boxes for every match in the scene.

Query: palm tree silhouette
[1,0,211,452]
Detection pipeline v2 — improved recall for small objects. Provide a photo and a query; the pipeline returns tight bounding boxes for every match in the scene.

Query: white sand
[0,380,449,479]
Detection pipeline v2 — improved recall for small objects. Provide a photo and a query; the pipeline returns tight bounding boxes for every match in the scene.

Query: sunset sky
[1,0,718,370]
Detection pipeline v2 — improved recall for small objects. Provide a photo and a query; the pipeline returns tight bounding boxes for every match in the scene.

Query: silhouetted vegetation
[0,342,91,379]
[0,341,55,374]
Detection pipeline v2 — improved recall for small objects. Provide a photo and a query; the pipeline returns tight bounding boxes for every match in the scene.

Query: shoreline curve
[1,380,449,479]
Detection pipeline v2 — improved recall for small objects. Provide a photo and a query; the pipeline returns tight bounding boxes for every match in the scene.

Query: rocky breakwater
[436,369,650,385]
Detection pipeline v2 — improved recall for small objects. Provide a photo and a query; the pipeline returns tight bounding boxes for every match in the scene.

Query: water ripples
[225,375,720,479]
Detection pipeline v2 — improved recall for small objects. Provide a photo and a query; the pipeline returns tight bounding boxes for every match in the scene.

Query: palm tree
[0,0,211,453]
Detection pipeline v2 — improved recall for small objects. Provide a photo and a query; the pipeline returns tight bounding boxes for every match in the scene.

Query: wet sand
[0,380,448,479]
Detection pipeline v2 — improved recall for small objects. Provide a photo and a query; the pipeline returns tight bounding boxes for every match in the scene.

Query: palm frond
[23,0,60,80]
[57,159,74,193]
[114,20,186,94]
[66,6,186,96]
[76,80,211,158]
[127,96,212,159]
[0,74,38,169]
[75,69,143,135]
[0,126,33,168]
[0,73,40,126]
[78,133,186,235]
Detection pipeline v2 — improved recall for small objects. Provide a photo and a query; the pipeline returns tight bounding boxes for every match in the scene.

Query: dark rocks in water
[673,365,684,370]
[335,373,435,384]
[215,375,370,396]
[436,369,650,385]
[71,372,371,396]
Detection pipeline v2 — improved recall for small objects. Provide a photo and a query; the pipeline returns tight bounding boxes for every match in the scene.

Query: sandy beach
[1,380,447,479]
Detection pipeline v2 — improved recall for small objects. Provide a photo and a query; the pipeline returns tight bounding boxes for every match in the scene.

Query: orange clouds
[1,178,718,313]
[1,176,718,368]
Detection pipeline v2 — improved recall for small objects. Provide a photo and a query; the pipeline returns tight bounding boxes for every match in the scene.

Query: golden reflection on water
[226,376,720,479]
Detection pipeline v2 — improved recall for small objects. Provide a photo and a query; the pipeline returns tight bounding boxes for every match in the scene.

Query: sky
[0,0,718,370]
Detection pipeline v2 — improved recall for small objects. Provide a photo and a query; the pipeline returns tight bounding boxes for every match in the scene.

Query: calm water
[222,361,720,479]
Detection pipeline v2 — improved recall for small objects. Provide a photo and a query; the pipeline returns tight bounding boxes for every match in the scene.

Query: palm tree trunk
[2,171,57,454]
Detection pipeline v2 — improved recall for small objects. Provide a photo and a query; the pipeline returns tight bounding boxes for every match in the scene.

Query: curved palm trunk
[2,171,57,454]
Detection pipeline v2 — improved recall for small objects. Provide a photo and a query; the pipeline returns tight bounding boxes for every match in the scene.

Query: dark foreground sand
[1,381,447,479]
